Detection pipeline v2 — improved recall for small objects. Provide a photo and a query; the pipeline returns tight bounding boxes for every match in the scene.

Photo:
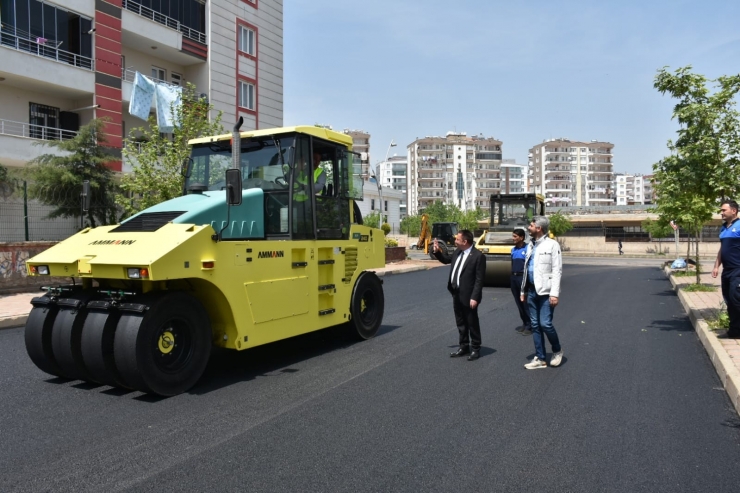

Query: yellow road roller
[24,123,386,396]
[475,193,545,286]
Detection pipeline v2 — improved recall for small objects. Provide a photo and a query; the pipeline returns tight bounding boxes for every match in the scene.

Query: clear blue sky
[284,0,740,174]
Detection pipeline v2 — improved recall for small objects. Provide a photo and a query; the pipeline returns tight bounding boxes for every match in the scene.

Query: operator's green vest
[294,168,324,202]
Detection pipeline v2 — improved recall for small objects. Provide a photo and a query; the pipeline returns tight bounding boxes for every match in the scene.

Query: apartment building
[614,173,653,205]
[407,131,503,215]
[500,159,528,194]
[0,0,283,172]
[528,138,614,207]
[343,129,371,180]
[375,154,408,218]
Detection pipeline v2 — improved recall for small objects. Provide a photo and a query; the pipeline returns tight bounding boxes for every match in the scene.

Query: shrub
[381,223,391,236]
[385,238,398,247]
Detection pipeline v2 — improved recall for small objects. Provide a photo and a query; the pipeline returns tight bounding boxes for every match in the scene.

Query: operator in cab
[295,152,326,200]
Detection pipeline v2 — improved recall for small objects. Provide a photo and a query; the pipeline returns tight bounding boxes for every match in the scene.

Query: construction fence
[0,181,120,242]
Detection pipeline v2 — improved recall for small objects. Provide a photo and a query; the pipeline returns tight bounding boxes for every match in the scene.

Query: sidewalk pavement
[0,260,446,330]
[666,268,740,416]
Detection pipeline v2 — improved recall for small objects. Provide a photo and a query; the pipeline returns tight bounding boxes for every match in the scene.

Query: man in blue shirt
[510,229,531,334]
[712,199,740,339]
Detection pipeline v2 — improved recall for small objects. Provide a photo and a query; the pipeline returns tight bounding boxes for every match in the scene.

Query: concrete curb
[0,315,28,330]
[665,267,740,416]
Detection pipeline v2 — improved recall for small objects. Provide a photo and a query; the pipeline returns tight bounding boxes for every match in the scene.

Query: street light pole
[374,139,396,230]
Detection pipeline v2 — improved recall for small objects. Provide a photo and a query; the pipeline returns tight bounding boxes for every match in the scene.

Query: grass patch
[672,270,697,277]
[682,283,717,292]
[707,303,730,330]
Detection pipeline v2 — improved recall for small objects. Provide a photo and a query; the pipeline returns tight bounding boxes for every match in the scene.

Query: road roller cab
[24,124,386,396]
[475,193,545,286]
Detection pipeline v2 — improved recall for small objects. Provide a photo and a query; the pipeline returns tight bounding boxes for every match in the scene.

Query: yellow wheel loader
[24,123,386,396]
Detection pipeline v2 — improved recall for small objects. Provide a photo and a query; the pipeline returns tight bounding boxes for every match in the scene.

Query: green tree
[400,214,422,237]
[364,211,381,229]
[118,83,223,217]
[0,163,19,198]
[642,217,674,254]
[651,66,740,283]
[420,201,485,231]
[26,118,119,227]
[548,210,573,237]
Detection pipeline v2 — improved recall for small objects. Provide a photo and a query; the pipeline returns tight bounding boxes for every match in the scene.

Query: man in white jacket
[520,216,564,369]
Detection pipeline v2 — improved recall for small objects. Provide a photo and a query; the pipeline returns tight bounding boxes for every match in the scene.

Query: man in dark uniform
[511,229,531,335]
[433,230,487,361]
[712,199,740,339]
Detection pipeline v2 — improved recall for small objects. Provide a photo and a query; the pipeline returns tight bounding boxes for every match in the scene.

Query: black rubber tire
[25,297,62,377]
[80,309,128,388]
[113,292,212,396]
[347,272,385,340]
[50,292,98,381]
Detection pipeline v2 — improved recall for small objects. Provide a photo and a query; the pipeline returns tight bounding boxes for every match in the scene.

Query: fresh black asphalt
[1,262,739,492]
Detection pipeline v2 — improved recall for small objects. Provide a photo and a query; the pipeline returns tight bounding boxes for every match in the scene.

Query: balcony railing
[122,0,207,45]
[0,119,78,141]
[0,29,94,71]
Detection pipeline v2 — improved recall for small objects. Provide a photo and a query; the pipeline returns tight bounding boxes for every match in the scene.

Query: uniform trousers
[721,267,740,337]
[510,274,531,328]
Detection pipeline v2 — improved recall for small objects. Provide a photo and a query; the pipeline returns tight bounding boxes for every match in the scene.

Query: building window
[384,200,388,212]
[171,72,183,86]
[151,66,166,82]
[371,199,375,210]
[238,80,255,110]
[29,102,60,139]
[238,25,255,56]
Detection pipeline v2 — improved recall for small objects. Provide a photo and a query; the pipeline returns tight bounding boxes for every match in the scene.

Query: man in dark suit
[433,229,487,361]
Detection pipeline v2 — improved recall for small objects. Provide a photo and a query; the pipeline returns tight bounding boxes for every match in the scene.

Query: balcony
[1,27,94,71]
[0,119,76,166]
[122,0,206,45]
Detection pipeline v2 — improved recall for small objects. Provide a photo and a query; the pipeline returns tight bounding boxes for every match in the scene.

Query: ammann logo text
[89,239,137,245]
[257,250,284,258]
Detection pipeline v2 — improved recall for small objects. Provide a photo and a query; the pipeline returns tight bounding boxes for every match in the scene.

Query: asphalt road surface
[2,261,740,492]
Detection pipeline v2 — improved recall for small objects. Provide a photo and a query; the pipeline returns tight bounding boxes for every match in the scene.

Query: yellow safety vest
[294,168,324,202]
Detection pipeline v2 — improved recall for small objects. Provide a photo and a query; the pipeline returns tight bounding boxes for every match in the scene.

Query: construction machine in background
[23,123,386,396]
[475,193,545,286]
[415,214,431,252]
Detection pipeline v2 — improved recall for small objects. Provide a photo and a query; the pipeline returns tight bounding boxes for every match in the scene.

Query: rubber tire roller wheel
[80,308,128,388]
[24,296,63,377]
[113,292,212,396]
[347,272,385,340]
[50,291,99,381]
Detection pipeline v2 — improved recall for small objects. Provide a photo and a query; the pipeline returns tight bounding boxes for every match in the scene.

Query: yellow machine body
[24,125,387,397]
[27,222,383,350]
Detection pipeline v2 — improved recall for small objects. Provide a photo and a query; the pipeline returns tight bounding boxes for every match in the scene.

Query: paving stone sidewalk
[667,268,740,416]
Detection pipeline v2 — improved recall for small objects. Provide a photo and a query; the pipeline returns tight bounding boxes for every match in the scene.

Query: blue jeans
[527,290,561,360]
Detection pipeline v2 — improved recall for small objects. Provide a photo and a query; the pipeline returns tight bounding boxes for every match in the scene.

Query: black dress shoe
[450,347,470,358]
[467,350,480,361]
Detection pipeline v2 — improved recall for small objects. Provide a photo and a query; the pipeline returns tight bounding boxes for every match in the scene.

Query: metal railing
[0,29,94,71]
[122,0,207,45]
[0,119,78,141]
